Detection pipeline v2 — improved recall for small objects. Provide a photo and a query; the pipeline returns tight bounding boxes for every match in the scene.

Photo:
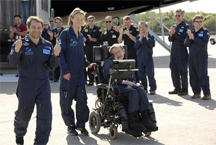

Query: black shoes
[67,126,78,136]
[150,90,156,95]
[202,95,211,100]
[87,82,94,86]
[191,94,201,99]
[16,136,23,145]
[68,125,89,136]
[178,90,188,96]
[141,119,158,132]
[169,89,188,96]
[168,89,180,94]
[124,129,143,138]
[76,127,89,136]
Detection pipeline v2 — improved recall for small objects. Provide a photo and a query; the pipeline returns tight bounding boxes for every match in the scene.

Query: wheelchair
[89,45,156,139]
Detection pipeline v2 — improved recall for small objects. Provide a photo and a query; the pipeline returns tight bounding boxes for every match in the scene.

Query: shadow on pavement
[179,95,216,110]
[147,94,183,107]
[92,132,165,145]
[66,135,98,145]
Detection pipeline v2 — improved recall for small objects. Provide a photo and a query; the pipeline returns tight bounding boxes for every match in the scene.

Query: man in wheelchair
[102,44,158,136]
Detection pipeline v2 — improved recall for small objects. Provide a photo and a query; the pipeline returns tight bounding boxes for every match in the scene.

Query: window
[41,0,48,12]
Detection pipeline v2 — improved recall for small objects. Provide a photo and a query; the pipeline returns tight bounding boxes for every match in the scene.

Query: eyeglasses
[195,21,203,23]
[49,21,53,22]
[106,21,112,23]
[175,15,181,17]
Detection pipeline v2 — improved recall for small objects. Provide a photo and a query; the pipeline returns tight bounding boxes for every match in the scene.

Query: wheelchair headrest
[93,45,110,62]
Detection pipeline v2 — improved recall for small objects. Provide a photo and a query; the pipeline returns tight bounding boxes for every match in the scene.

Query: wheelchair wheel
[89,111,101,134]
[109,125,118,139]
[144,132,151,137]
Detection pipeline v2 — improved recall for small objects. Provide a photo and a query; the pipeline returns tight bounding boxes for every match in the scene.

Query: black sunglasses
[175,15,181,17]
[106,21,112,23]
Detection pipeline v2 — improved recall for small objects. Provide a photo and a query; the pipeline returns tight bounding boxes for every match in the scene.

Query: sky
[152,0,216,13]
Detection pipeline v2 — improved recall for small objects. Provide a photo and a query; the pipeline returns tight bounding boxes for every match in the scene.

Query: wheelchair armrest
[96,83,108,89]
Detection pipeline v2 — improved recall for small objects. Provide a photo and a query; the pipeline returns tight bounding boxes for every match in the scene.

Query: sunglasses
[195,21,203,23]
[175,15,181,17]
[106,21,112,23]
[49,21,53,22]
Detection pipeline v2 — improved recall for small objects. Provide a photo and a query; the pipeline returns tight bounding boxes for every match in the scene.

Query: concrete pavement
[0,68,216,145]
[0,42,216,145]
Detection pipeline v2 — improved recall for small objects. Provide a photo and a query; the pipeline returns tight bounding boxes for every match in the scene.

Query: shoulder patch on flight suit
[103,31,107,35]
[84,29,88,33]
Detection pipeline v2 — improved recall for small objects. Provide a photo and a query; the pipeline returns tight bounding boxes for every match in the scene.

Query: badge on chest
[25,47,33,55]
[43,49,51,55]
[70,39,77,47]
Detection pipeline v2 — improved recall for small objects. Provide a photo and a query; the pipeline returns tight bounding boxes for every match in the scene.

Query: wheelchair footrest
[97,83,108,89]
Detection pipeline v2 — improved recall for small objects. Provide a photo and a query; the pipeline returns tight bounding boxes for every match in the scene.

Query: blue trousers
[116,85,151,113]
[60,77,89,128]
[189,62,210,96]
[14,79,52,145]
[138,58,157,91]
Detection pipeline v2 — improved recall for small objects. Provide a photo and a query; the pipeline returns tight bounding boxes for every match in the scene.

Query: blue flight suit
[59,27,90,128]
[100,27,119,46]
[134,33,157,92]
[121,25,139,81]
[42,28,51,42]
[103,57,151,113]
[8,35,58,145]
[168,21,189,92]
[185,27,211,96]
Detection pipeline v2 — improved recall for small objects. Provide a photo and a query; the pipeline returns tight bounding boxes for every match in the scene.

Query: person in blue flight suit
[103,44,158,135]
[134,21,157,95]
[118,16,139,81]
[42,20,53,42]
[100,15,119,46]
[82,15,101,86]
[59,8,95,136]
[52,17,65,83]
[185,15,211,100]
[8,16,61,145]
[168,9,190,96]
